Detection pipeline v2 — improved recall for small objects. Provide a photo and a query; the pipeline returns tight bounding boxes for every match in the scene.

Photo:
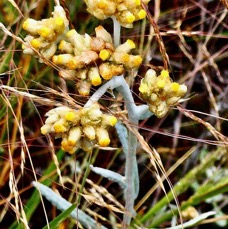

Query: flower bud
[53,5,69,28]
[67,30,91,53]
[81,138,95,153]
[118,11,135,28]
[64,110,80,123]
[52,54,81,69]
[137,9,147,20]
[76,80,91,96]
[177,85,188,97]
[88,67,102,86]
[87,104,103,121]
[58,40,74,53]
[59,69,77,80]
[61,136,80,154]
[40,43,57,60]
[68,127,82,145]
[30,39,41,49]
[95,25,113,44]
[45,113,59,124]
[53,16,65,33]
[115,39,136,53]
[90,37,106,52]
[139,81,150,97]
[96,127,110,147]
[99,63,124,80]
[77,69,88,80]
[37,26,53,39]
[22,18,41,34]
[125,55,142,69]
[166,97,180,105]
[102,114,117,127]
[53,118,67,133]
[78,51,99,65]
[83,126,96,140]
[41,123,53,135]
[99,49,111,61]
[49,106,72,118]
[160,69,169,78]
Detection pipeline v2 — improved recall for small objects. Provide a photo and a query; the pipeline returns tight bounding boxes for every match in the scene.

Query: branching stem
[85,75,152,226]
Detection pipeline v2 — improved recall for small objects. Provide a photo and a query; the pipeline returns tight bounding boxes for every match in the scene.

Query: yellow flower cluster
[40,104,117,153]
[139,69,187,118]
[53,25,142,95]
[84,0,150,28]
[22,6,69,62]
[22,6,142,96]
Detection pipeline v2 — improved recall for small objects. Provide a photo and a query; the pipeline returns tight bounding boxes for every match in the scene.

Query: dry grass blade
[141,2,169,69]
[178,105,228,145]
[86,179,125,211]
[81,178,124,214]
[181,44,228,83]
[0,84,81,108]
[7,0,24,18]
[1,92,37,228]
[135,147,196,211]
[122,118,184,226]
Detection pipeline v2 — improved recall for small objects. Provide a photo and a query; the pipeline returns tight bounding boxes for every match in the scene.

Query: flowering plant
[1,0,227,228]
[19,1,189,227]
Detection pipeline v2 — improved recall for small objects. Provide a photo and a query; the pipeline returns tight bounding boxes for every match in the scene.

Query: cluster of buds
[139,69,187,118]
[22,6,142,96]
[40,104,117,153]
[53,25,142,95]
[22,6,69,61]
[84,0,150,28]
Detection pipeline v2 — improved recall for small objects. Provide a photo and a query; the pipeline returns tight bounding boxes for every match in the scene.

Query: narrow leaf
[42,204,77,229]
[90,165,126,189]
[32,181,107,229]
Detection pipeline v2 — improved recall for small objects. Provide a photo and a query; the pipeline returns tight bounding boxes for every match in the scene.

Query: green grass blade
[137,147,227,225]
[42,204,76,229]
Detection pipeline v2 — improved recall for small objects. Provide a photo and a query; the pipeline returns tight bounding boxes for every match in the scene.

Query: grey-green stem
[85,75,152,226]
[111,16,121,47]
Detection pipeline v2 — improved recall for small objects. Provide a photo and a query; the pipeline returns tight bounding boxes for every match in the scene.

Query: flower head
[84,0,150,28]
[52,25,142,95]
[139,69,187,118]
[41,104,117,153]
[22,6,69,62]
[22,6,143,96]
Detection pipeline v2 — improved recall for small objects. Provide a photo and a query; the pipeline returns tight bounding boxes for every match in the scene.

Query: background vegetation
[0,0,227,228]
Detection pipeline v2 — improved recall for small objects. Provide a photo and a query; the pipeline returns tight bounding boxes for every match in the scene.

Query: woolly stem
[111,16,121,47]
[85,75,151,120]
[32,182,107,229]
[85,75,152,226]
[54,0,60,6]
[123,117,138,226]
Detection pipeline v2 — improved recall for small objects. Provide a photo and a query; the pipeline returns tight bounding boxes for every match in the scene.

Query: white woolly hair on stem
[111,16,121,47]
[32,181,108,229]
[54,0,60,6]
[85,75,152,226]
[85,75,150,119]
